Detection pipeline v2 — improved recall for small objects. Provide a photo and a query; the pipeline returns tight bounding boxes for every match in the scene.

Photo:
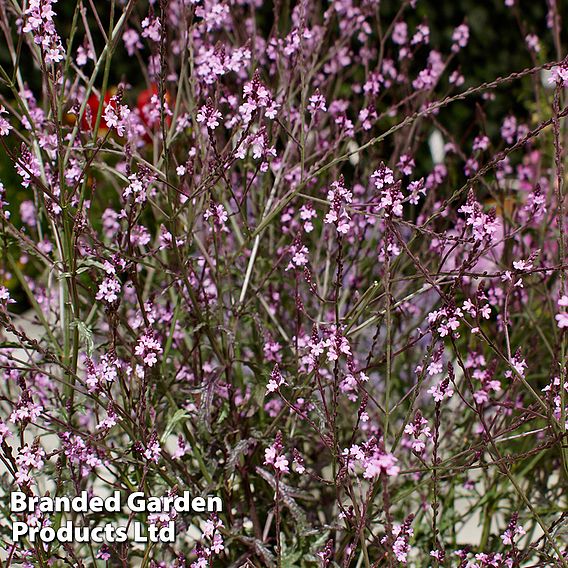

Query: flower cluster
[343,438,400,479]
[191,515,225,568]
[15,443,46,486]
[403,411,432,453]
[22,0,66,64]
[0,0,567,565]
[324,177,353,234]
[264,432,289,474]
[134,330,163,368]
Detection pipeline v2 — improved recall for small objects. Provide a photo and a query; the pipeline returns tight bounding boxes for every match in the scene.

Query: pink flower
[397,154,415,176]
[135,330,163,367]
[196,104,223,130]
[0,286,16,306]
[266,364,285,394]
[508,350,527,379]
[548,64,568,87]
[95,277,121,304]
[141,16,161,43]
[293,450,306,474]
[287,240,310,270]
[525,34,540,53]
[428,378,454,402]
[76,44,93,66]
[411,23,430,45]
[96,545,111,560]
[473,135,490,152]
[308,89,327,114]
[123,169,154,204]
[556,295,568,328]
[143,434,161,463]
[103,97,130,137]
[363,452,400,478]
[430,549,444,561]
[500,515,525,546]
[264,446,277,464]
[501,115,517,143]
[392,22,408,45]
[23,0,66,63]
[123,29,142,55]
[211,533,224,554]
[556,313,568,329]
[204,203,229,228]
[264,432,288,475]
[451,24,469,52]
[0,106,12,136]
[274,455,289,473]
[512,259,533,271]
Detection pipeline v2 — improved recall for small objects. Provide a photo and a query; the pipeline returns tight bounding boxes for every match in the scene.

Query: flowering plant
[0,0,567,566]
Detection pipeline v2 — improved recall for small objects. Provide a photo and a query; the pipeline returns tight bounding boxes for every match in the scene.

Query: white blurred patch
[429,129,445,164]
[541,68,553,89]
[347,140,360,166]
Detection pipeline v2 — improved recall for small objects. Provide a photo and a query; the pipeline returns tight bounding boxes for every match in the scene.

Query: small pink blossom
[451,24,469,52]
[197,104,223,130]
[0,106,12,136]
[264,432,289,474]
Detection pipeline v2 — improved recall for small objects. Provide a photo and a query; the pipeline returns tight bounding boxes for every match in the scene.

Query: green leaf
[281,546,302,568]
[160,409,191,443]
[71,320,94,357]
